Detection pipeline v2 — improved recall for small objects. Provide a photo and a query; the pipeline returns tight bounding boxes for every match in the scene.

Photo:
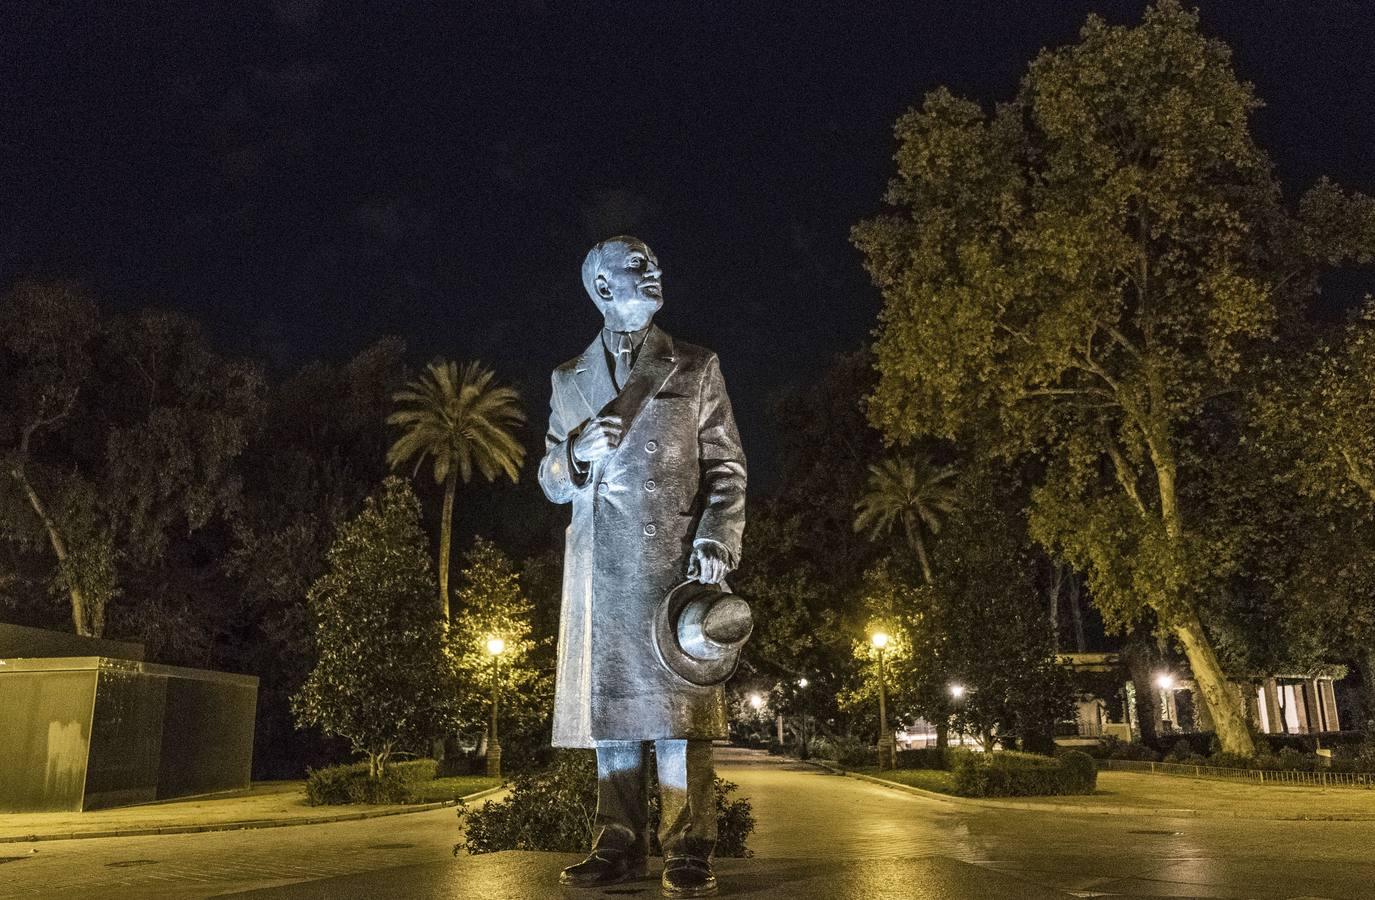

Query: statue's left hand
[687,542,731,585]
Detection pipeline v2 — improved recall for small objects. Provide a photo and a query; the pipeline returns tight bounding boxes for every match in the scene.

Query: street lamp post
[486,636,506,778]
[797,677,810,761]
[872,632,895,770]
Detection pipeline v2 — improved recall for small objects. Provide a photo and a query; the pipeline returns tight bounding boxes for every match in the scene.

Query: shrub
[812,733,875,768]
[951,750,1096,797]
[895,747,952,770]
[1095,736,1160,761]
[457,750,755,857]
[1058,750,1098,793]
[1164,739,1195,762]
[1207,751,1257,770]
[306,758,439,805]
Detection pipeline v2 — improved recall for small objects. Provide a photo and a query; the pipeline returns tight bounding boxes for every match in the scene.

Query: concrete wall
[0,657,257,812]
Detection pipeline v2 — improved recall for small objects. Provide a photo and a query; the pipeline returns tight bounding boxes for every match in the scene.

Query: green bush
[1094,736,1160,761]
[812,733,874,768]
[895,748,952,770]
[457,750,755,857]
[951,750,1096,797]
[305,758,439,805]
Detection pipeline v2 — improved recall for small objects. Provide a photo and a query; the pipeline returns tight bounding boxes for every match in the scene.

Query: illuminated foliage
[387,360,526,618]
[293,477,459,777]
[854,1,1375,754]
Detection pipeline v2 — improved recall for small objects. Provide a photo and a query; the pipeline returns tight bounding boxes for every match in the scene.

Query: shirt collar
[601,323,652,356]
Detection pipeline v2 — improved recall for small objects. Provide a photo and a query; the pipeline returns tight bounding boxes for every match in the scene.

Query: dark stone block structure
[0,653,257,812]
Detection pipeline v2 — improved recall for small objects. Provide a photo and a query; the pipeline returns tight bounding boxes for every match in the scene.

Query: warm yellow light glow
[797,677,809,688]
[1155,673,1174,691]
[949,683,965,699]
[871,632,890,650]
[748,693,765,710]
[486,637,507,656]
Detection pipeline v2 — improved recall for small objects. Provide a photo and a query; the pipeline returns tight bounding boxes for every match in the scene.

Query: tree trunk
[1068,573,1086,653]
[1151,442,1255,756]
[439,471,456,620]
[935,719,949,751]
[1172,609,1255,755]
[1049,562,1063,653]
[10,464,90,636]
[907,519,934,585]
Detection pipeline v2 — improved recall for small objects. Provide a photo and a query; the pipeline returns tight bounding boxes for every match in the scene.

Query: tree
[853,2,1375,754]
[387,360,526,619]
[292,477,458,778]
[228,337,407,776]
[0,283,263,640]
[1,281,104,634]
[1252,300,1375,720]
[853,455,958,584]
[448,538,551,755]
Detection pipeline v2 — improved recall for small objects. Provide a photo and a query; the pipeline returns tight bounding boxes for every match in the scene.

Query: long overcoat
[538,324,746,747]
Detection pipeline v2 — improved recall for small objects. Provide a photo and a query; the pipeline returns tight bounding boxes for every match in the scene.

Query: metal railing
[1100,758,1375,788]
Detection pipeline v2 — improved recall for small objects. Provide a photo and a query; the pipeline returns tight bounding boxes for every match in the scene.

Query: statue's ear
[594,273,613,299]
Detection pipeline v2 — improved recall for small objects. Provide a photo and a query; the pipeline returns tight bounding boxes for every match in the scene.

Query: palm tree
[387,360,526,619]
[853,455,958,584]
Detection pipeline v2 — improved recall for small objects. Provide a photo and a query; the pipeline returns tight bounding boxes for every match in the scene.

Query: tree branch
[1340,447,1375,505]
[1100,423,1149,519]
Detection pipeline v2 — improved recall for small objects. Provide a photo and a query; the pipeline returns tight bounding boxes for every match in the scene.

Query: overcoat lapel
[602,325,677,449]
[571,335,614,422]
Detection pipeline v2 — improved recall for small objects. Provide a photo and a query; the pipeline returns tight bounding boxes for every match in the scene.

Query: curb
[808,760,1375,822]
[0,784,507,844]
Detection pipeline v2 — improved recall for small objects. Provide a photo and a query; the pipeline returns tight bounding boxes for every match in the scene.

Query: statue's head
[581,235,663,331]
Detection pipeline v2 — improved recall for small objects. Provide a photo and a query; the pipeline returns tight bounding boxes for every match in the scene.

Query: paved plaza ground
[3,748,1375,898]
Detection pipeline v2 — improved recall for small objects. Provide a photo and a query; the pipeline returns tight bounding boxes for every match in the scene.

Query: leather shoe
[559,848,648,887]
[661,856,718,898]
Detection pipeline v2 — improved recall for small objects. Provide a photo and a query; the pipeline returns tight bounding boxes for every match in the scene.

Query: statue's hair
[581,235,643,302]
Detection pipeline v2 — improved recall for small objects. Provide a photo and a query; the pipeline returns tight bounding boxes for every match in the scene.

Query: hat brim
[653,580,745,687]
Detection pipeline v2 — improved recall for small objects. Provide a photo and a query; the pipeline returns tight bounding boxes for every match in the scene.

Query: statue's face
[593,238,663,331]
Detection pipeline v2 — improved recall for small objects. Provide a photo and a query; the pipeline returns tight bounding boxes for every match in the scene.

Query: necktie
[614,333,633,391]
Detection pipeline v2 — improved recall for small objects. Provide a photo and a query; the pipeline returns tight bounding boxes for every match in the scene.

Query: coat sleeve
[538,370,590,504]
[693,353,747,563]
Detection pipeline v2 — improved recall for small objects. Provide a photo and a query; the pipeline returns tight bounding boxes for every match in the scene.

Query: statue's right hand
[572,415,624,463]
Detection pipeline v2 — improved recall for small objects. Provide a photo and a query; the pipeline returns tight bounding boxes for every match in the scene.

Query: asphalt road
[2,748,1372,899]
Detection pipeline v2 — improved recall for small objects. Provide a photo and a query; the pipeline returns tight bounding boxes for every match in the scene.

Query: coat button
[598,482,609,495]
[645,440,658,453]
[644,479,656,492]
[644,523,657,536]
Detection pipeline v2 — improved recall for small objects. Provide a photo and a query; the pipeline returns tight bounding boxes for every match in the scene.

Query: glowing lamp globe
[871,632,890,650]
[949,683,966,699]
[748,693,765,710]
[1155,673,1174,691]
[486,637,507,657]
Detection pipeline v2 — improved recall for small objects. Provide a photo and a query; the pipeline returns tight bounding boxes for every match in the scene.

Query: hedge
[951,750,1097,797]
[305,758,439,805]
[457,750,755,857]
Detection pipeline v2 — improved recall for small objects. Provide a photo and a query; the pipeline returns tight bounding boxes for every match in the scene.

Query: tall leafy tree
[448,538,551,757]
[0,283,263,640]
[853,2,1375,754]
[1253,300,1375,719]
[292,477,458,778]
[853,455,958,584]
[387,360,526,619]
[229,337,406,776]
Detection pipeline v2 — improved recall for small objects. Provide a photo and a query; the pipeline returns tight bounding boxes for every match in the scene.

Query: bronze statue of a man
[539,236,746,897]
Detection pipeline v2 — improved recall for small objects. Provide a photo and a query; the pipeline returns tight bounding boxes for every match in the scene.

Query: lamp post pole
[486,637,506,778]
[873,632,895,770]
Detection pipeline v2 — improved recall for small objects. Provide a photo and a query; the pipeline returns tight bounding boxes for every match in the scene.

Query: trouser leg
[654,739,716,860]
[592,740,651,857]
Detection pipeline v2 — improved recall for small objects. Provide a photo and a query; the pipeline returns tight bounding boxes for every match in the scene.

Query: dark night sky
[4,1,1374,488]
